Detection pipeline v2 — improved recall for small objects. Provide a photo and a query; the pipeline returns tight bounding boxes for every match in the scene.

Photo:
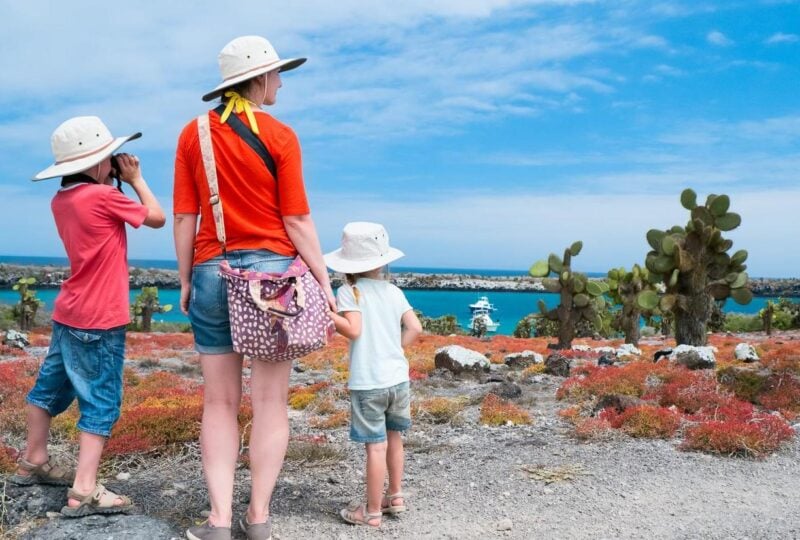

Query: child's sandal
[340,501,382,528]
[381,492,407,514]
[9,457,75,486]
[60,484,134,517]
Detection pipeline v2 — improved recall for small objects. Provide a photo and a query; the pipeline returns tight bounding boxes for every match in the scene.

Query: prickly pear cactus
[607,264,658,346]
[529,241,609,349]
[641,189,752,346]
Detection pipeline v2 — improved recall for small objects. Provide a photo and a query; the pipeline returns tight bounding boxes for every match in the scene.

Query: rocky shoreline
[0,263,798,296]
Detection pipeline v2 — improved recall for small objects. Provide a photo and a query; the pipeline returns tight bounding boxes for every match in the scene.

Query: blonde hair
[344,266,392,305]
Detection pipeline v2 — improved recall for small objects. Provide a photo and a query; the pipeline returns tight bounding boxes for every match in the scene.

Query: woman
[173,35,335,540]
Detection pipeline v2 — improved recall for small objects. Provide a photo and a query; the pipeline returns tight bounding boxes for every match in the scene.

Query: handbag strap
[197,114,227,256]
[213,104,277,180]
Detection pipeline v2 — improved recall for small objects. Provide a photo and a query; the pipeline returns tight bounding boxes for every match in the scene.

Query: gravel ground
[4,356,800,539]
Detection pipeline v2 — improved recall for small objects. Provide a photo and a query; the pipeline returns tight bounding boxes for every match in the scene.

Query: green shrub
[723,313,762,333]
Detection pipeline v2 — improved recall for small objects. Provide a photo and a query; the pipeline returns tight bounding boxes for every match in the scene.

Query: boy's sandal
[8,456,75,486]
[339,501,382,528]
[60,484,134,517]
[381,492,407,514]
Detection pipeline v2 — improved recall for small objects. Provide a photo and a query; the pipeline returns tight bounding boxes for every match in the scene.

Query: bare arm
[116,153,166,228]
[401,309,422,348]
[283,214,336,310]
[330,310,362,340]
[174,213,198,315]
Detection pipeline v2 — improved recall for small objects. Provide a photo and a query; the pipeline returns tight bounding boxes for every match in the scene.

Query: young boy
[10,116,165,516]
[324,222,423,528]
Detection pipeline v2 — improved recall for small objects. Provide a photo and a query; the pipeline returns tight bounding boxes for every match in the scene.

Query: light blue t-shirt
[336,278,413,390]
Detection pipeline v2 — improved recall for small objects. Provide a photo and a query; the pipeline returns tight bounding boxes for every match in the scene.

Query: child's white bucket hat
[202,35,306,102]
[324,222,405,274]
[33,116,141,181]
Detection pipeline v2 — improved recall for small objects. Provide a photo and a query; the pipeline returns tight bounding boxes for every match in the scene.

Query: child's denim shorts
[189,249,293,355]
[349,381,411,443]
[27,321,126,437]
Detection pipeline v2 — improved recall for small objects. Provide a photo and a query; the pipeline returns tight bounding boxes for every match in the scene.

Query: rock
[504,350,544,369]
[21,514,180,540]
[482,372,506,383]
[593,346,616,355]
[597,354,615,366]
[489,363,510,373]
[172,482,188,492]
[434,345,490,374]
[293,364,305,373]
[735,343,759,363]
[671,345,716,370]
[4,484,65,525]
[116,472,131,481]
[544,353,571,377]
[617,344,642,357]
[593,394,643,415]
[4,329,29,349]
[572,344,591,352]
[653,348,673,363]
[493,381,522,399]
[496,518,514,531]
[160,489,178,497]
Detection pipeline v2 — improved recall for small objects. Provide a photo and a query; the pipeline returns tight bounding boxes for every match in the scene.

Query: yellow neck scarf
[219,91,260,134]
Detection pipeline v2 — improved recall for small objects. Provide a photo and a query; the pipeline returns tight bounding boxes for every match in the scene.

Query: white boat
[469,310,500,333]
[469,296,496,313]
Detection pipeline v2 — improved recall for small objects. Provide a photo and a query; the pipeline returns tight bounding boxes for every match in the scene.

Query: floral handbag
[197,113,334,361]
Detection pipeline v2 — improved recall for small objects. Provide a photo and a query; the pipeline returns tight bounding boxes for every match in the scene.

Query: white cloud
[707,30,734,46]
[765,32,800,44]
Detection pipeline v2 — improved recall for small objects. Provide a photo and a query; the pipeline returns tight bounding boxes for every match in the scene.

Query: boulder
[597,354,616,366]
[734,343,759,363]
[593,394,644,415]
[593,346,616,355]
[616,344,642,358]
[671,345,717,370]
[503,350,544,369]
[21,514,180,540]
[572,344,591,352]
[544,353,571,377]
[493,381,523,399]
[434,345,490,374]
[4,329,29,349]
[3,483,65,525]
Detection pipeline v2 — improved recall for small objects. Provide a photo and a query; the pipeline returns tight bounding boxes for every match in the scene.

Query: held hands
[180,282,191,315]
[113,153,143,184]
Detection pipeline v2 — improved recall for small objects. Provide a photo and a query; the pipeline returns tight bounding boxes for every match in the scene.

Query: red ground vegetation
[600,405,682,439]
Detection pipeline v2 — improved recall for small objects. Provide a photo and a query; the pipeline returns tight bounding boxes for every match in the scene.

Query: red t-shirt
[51,184,148,330]
[173,109,310,265]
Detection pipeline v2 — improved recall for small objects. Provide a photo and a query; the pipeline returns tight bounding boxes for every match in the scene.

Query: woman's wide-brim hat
[33,116,141,181]
[324,222,405,274]
[202,35,306,102]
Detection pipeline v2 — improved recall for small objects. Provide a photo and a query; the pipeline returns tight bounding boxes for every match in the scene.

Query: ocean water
[0,287,777,336]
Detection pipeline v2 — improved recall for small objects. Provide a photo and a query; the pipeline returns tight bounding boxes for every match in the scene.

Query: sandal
[9,456,75,486]
[381,492,407,514]
[60,484,134,517]
[339,501,382,528]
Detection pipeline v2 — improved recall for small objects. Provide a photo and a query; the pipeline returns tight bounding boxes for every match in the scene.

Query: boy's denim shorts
[26,322,126,437]
[349,381,411,443]
[189,249,293,355]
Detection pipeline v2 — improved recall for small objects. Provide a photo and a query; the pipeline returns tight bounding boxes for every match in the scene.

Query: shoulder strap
[213,104,277,180]
[196,114,227,256]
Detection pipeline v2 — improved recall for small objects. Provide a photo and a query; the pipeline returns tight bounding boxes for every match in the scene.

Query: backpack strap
[196,114,227,257]
[213,104,277,180]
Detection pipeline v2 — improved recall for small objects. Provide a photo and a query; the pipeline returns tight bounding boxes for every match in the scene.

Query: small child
[324,222,422,528]
[11,116,165,516]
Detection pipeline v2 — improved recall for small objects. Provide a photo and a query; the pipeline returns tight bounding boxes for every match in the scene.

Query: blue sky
[0,0,798,277]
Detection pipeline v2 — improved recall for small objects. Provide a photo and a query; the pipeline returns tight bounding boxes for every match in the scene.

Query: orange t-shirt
[173,109,310,265]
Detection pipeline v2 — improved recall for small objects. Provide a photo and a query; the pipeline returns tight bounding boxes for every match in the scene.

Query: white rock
[434,345,490,374]
[617,344,642,357]
[593,346,616,355]
[670,345,717,367]
[496,518,513,531]
[572,344,591,351]
[735,343,759,362]
[115,472,131,481]
[504,350,544,367]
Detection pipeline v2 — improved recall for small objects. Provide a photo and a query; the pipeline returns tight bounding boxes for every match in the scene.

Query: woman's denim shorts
[27,322,126,437]
[189,249,293,355]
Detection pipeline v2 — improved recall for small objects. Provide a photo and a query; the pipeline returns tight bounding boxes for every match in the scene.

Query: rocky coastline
[0,263,798,296]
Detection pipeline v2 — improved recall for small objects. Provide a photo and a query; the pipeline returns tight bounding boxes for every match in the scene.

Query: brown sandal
[9,457,75,487]
[340,501,382,528]
[381,492,407,514]
[60,484,134,517]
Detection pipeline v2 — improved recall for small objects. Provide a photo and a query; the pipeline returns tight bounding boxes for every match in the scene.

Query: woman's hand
[113,153,143,183]
[180,282,191,315]
[325,286,337,312]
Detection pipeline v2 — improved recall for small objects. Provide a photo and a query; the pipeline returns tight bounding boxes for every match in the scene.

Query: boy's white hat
[202,35,306,102]
[33,116,141,181]
[324,222,405,274]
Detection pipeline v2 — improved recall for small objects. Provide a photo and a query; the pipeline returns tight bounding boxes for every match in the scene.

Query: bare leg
[385,430,405,506]
[200,352,243,528]
[20,405,51,469]
[67,431,119,506]
[246,359,292,524]
[365,441,387,517]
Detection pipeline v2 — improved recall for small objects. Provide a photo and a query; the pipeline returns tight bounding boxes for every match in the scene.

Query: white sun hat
[324,222,405,274]
[32,116,141,181]
[202,35,306,102]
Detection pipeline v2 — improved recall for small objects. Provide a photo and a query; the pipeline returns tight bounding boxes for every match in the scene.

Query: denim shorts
[349,382,411,443]
[27,322,126,437]
[189,249,293,355]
